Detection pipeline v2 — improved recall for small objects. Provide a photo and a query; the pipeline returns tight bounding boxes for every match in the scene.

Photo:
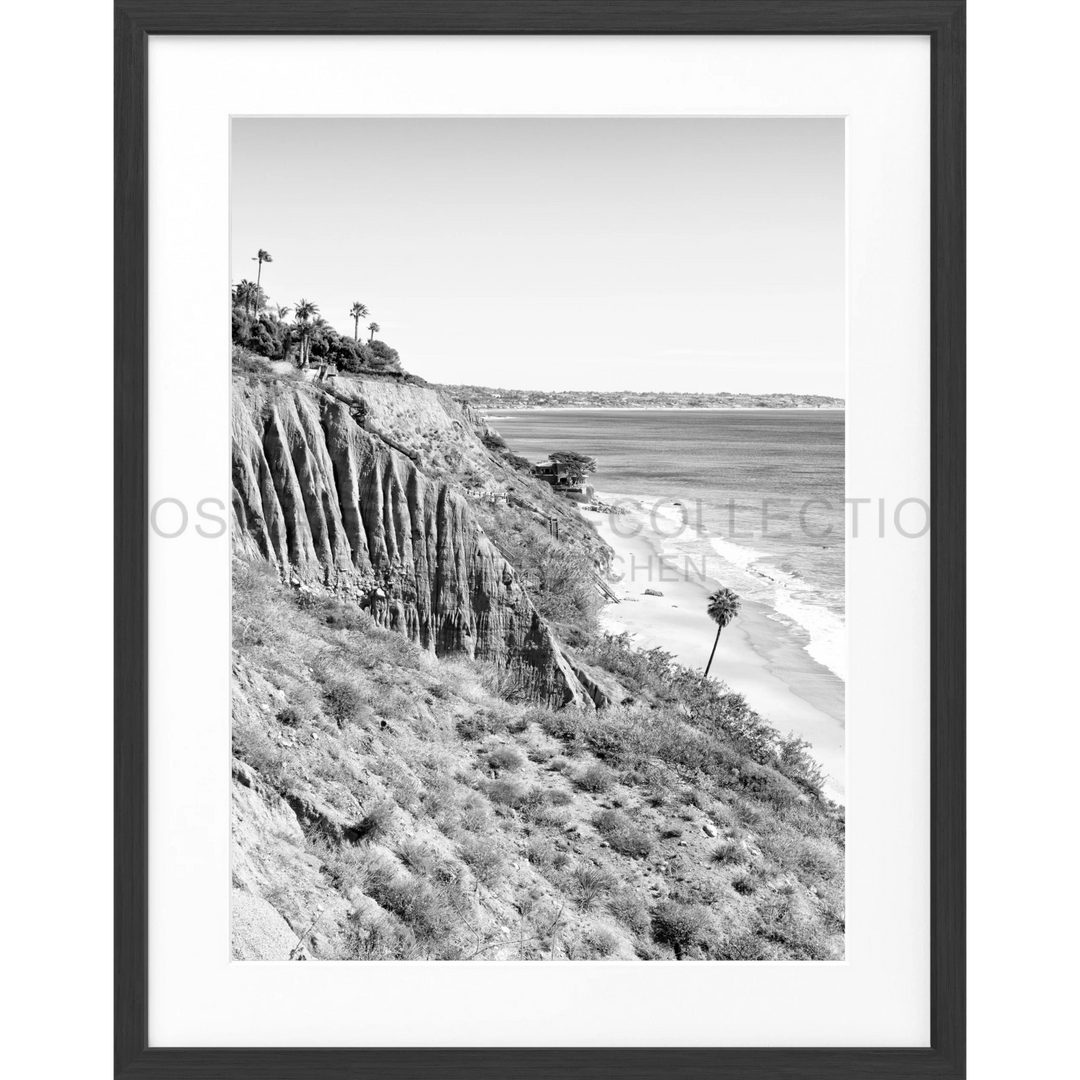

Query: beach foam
[600,493,847,682]
[583,500,847,802]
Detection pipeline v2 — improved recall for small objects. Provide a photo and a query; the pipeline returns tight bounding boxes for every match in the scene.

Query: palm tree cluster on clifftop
[232,247,399,374]
[349,302,369,341]
[293,299,319,367]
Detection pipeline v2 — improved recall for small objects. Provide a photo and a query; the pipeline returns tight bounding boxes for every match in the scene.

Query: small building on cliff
[532,459,593,503]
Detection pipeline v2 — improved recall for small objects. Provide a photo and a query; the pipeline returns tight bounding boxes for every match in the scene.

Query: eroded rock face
[565,654,634,710]
[232,378,587,706]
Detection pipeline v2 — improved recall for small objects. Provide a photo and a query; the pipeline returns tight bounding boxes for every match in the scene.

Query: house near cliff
[532,459,593,503]
[532,459,572,485]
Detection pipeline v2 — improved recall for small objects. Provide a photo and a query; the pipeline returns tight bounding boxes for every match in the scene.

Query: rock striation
[232,377,589,705]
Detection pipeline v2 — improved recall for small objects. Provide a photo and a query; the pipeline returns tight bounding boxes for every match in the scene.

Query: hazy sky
[231,118,844,395]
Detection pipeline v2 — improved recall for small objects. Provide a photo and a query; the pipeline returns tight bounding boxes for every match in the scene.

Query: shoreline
[582,498,846,803]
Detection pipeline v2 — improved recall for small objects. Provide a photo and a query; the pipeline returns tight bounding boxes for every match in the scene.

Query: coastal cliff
[229,362,844,964]
[232,374,590,705]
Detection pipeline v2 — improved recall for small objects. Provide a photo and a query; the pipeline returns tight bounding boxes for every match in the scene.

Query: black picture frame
[115,2,965,1076]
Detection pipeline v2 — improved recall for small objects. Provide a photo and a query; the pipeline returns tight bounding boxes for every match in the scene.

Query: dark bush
[232,308,287,360]
[505,452,533,472]
[367,339,401,370]
[276,706,302,727]
[353,800,396,843]
[323,679,364,725]
[731,874,756,896]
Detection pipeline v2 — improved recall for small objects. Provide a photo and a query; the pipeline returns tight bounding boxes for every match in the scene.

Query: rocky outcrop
[232,377,588,706]
[565,653,634,710]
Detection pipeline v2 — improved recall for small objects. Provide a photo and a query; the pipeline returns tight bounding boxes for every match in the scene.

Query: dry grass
[231,556,844,962]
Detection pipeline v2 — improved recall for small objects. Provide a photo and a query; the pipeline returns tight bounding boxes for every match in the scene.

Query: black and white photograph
[230,118,846,962]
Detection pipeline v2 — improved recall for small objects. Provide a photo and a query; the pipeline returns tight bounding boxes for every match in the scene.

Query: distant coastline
[439,384,845,411]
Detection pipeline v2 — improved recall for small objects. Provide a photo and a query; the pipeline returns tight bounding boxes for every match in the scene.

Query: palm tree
[274,304,292,322]
[349,301,369,341]
[234,279,261,315]
[293,299,319,367]
[367,321,380,342]
[252,249,272,297]
[703,587,741,678]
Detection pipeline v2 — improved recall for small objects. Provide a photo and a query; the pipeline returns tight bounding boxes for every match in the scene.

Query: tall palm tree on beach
[252,249,272,297]
[367,321,380,342]
[703,587,741,678]
[349,301,369,341]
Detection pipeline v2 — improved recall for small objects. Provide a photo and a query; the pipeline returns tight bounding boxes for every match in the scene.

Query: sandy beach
[582,497,846,802]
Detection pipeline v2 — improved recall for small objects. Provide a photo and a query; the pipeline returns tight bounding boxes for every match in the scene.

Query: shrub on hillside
[486,745,526,773]
[395,839,438,877]
[455,792,493,834]
[504,452,533,472]
[232,345,272,376]
[473,504,600,637]
[485,778,532,809]
[593,809,653,858]
[710,840,749,866]
[539,710,584,743]
[353,800,396,843]
[731,873,756,896]
[232,721,282,783]
[525,836,557,869]
[567,864,615,910]
[323,679,365,726]
[368,875,458,944]
[459,837,506,886]
[651,901,713,957]
[576,762,616,793]
[583,926,620,958]
[606,888,651,936]
[276,706,303,727]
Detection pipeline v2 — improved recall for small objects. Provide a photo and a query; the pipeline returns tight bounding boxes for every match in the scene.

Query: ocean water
[489,409,846,680]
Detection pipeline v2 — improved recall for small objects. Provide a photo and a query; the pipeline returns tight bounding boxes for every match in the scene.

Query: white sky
[231,118,845,396]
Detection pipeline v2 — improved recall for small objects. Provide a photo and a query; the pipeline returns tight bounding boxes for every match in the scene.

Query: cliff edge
[232,372,595,705]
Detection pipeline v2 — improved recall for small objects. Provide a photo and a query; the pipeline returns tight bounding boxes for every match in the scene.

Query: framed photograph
[116,1,964,1076]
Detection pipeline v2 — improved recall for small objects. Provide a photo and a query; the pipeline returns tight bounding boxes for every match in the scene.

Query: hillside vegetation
[232,540,843,961]
[230,346,844,962]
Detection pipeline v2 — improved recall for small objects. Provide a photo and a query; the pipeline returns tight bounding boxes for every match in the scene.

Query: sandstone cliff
[231,374,591,705]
